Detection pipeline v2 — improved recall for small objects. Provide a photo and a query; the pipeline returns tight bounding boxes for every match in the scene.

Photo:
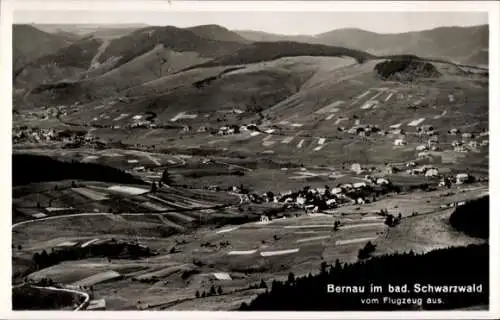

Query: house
[384,165,395,175]
[468,141,479,149]
[353,182,367,189]
[217,126,229,135]
[356,198,365,205]
[406,161,417,167]
[418,152,431,159]
[376,178,390,185]
[347,128,358,135]
[448,128,460,135]
[454,146,467,152]
[391,128,404,135]
[326,199,337,206]
[296,196,306,206]
[457,201,466,207]
[260,215,270,224]
[462,132,474,139]
[415,144,428,151]
[456,173,470,184]
[394,139,406,146]
[197,126,208,133]
[87,299,106,311]
[351,163,363,174]
[340,183,353,190]
[331,187,343,195]
[425,168,439,177]
[133,166,145,172]
[481,139,489,146]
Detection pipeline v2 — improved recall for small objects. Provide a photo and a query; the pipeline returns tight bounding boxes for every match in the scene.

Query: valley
[11,21,489,311]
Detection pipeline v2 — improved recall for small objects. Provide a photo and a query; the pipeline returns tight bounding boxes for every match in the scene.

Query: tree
[259,279,268,289]
[150,181,157,193]
[17,244,22,250]
[161,169,171,184]
[320,261,328,275]
[209,285,217,296]
[358,241,376,260]
[195,291,200,298]
[217,286,223,295]
[287,272,295,284]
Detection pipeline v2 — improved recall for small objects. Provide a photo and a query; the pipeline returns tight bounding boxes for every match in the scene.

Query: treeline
[449,196,489,239]
[13,154,145,186]
[241,244,488,311]
[12,284,84,310]
[32,241,154,271]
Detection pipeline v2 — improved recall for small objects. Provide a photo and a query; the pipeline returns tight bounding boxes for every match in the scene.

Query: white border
[1,1,499,319]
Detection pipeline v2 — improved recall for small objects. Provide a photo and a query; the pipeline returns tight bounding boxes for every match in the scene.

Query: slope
[13,25,75,76]
[186,25,252,43]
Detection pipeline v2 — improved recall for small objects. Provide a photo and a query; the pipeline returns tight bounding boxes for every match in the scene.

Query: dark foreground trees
[241,244,488,311]
[449,196,488,239]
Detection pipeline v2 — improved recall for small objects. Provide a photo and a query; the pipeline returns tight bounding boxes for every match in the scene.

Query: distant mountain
[316,25,488,65]
[235,30,313,43]
[33,23,149,37]
[185,24,251,43]
[13,24,75,74]
[236,25,489,66]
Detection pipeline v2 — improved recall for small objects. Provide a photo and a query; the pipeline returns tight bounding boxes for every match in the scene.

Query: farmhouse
[353,182,367,189]
[394,139,406,146]
[331,187,343,195]
[417,152,432,159]
[462,132,474,139]
[351,163,363,174]
[424,168,439,177]
[448,128,460,135]
[87,299,106,311]
[468,141,479,149]
[415,144,428,151]
[376,178,390,185]
[197,126,208,133]
[456,173,470,184]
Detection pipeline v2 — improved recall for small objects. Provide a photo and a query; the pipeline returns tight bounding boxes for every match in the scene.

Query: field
[12,180,487,310]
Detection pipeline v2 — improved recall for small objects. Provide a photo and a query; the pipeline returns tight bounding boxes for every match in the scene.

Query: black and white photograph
[3,1,499,318]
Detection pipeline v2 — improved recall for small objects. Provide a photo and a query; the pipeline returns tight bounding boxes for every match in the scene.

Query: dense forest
[449,196,489,239]
[12,284,84,310]
[31,241,154,271]
[241,244,488,311]
[374,57,441,81]
[13,154,145,186]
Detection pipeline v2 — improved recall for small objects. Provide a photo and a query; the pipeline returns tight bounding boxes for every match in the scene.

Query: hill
[14,35,103,89]
[236,25,489,66]
[184,41,374,70]
[13,25,75,75]
[186,24,252,43]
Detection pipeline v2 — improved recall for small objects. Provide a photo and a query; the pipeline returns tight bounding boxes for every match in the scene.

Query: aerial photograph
[11,9,490,312]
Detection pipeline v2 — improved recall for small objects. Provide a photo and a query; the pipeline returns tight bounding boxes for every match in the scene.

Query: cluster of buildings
[12,127,57,144]
[341,123,382,137]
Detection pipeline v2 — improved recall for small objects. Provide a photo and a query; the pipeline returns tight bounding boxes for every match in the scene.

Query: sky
[14,11,488,35]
